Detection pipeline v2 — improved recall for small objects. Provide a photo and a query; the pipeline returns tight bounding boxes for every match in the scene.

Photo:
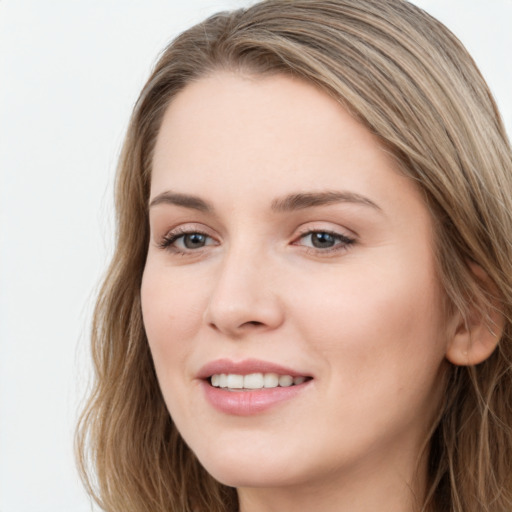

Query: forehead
[150,71,423,218]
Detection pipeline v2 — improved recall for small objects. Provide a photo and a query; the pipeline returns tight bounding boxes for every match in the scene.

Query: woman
[76,1,512,511]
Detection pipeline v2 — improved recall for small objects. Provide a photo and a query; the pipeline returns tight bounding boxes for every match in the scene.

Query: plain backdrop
[0,1,510,511]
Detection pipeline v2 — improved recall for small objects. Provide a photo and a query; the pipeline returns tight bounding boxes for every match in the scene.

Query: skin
[141,72,457,512]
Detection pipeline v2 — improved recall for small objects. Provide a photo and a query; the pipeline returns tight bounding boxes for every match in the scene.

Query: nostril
[208,322,220,331]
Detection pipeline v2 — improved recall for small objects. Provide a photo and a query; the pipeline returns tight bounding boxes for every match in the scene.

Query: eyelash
[157,228,356,256]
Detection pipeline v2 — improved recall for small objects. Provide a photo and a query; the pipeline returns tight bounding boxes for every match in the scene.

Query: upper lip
[197,358,311,380]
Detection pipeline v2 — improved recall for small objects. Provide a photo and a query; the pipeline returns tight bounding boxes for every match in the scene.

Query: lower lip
[201,380,311,416]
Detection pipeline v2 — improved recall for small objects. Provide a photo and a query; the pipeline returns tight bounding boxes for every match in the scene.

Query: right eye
[159,229,217,253]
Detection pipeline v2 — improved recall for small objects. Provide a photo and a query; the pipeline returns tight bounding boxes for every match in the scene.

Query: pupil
[312,232,335,248]
[184,233,206,249]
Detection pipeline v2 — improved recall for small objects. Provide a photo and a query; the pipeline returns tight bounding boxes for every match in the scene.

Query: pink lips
[198,358,312,416]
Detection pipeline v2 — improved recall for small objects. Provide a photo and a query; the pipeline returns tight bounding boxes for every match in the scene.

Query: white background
[0,1,510,511]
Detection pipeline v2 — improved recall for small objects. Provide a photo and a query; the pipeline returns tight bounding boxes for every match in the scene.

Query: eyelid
[294,222,357,240]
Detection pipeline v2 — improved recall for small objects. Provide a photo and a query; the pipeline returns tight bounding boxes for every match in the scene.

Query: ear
[445,264,505,366]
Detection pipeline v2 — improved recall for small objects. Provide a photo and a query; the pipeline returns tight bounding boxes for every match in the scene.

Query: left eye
[298,231,354,250]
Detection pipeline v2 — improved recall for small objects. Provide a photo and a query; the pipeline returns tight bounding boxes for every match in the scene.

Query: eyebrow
[149,191,212,212]
[270,191,381,212]
[149,190,381,213]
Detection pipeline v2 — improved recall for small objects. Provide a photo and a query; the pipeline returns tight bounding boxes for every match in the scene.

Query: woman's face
[141,72,452,493]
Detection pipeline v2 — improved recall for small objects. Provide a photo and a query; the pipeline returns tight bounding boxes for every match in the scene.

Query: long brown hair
[76,1,512,510]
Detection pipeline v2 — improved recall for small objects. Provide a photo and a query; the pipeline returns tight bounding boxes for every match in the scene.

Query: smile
[198,359,313,415]
[210,373,309,390]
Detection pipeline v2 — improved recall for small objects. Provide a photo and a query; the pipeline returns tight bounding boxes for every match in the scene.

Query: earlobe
[445,264,505,366]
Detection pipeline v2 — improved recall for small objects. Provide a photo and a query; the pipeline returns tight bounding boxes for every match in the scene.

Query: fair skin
[141,72,459,512]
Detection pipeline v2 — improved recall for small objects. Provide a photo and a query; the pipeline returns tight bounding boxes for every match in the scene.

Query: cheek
[291,257,448,390]
[140,263,206,375]
[140,262,213,436]
[291,267,449,455]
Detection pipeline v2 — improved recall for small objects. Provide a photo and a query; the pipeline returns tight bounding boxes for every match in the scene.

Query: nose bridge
[204,238,283,336]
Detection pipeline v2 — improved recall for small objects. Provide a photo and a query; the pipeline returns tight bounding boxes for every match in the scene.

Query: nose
[203,246,285,338]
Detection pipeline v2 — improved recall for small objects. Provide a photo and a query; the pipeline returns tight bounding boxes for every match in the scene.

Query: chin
[205,463,300,489]
[194,441,306,488]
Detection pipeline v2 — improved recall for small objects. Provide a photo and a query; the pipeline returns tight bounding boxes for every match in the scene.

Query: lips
[198,358,313,415]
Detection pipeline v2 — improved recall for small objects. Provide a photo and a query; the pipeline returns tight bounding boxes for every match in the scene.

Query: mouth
[209,372,311,391]
[198,359,313,414]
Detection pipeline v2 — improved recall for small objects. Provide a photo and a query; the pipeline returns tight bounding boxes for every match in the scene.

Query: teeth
[210,373,309,390]
[279,375,293,387]
[244,373,264,389]
[226,374,244,389]
[264,373,279,388]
